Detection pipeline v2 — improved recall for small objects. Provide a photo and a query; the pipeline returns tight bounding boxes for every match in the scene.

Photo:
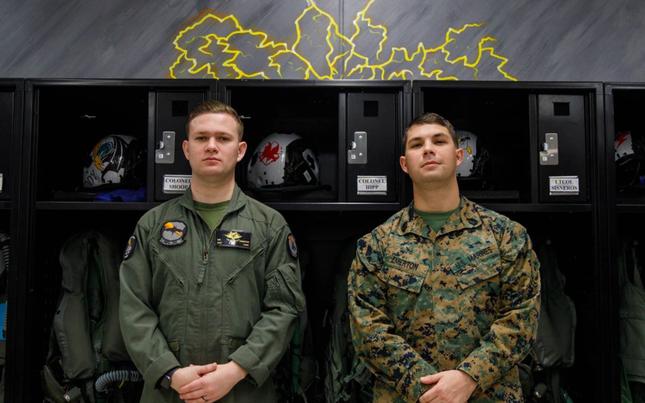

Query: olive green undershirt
[415,207,460,233]
[194,200,230,232]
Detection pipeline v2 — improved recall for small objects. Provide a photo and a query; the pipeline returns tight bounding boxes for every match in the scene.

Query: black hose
[94,369,142,393]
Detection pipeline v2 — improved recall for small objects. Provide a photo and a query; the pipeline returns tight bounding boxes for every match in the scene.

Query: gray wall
[0,0,642,81]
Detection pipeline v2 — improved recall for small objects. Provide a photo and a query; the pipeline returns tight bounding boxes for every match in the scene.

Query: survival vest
[522,240,576,403]
[41,230,140,403]
[0,231,10,401]
[324,239,372,403]
[274,243,317,403]
[618,240,645,401]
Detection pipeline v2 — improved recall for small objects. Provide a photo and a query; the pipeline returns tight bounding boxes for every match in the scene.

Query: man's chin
[194,168,234,180]
[411,173,452,186]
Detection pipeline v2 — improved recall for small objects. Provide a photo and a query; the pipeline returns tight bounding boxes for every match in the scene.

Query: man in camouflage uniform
[119,100,305,403]
[348,113,540,403]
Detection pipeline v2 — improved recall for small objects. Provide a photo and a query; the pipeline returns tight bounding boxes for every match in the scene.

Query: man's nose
[422,140,434,154]
[206,137,218,151]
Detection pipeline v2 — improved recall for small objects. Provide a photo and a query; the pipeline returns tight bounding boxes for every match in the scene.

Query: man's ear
[455,147,464,167]
[399,155,409,174]
[182,139,189,160]
[237,141,247,162]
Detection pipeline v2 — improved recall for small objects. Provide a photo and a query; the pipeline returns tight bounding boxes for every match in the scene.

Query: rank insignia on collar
[160,221,187,246]
[123,235,137,260]
[216,230,251,250]
[287,234,298,259]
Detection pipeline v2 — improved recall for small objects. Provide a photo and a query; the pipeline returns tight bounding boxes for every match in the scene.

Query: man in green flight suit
[348,113,541,402]
[119,100,305,403]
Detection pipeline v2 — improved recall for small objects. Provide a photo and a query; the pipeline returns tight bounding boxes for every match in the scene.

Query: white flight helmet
[247,133,319,190]
[456,130,478,177]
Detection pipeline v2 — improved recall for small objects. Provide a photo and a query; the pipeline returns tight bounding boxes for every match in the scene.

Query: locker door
[537,94,589,203]
[346,92,399,202]
[155,91,206,201]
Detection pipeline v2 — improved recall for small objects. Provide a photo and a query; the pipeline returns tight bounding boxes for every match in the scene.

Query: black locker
[0,89,15,200]
[346,92,399,202]
[537,94,589,203]
[154,91,207,200]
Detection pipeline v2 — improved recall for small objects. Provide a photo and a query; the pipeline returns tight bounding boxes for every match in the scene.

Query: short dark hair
[403,112,457,151]
[186,100,244,139]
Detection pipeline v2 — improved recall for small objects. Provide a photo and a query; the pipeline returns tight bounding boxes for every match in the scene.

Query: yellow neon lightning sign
[169,0,517,81]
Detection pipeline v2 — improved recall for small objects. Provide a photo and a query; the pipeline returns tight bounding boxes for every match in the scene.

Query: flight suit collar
[399,196,481,239]
[178,184,248,216]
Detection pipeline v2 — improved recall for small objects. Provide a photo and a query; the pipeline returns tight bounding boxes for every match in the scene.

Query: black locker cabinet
[31,83,150,203]
[0,80,23,403]
[537,94,589,203]
[154,91,207,200]
[605,84,645,403]
[346,92,399,202]
[608,85,645,203]
[0,86,18,201]
[220,80,406,210]
[414,83,533,204]
[413,81,607,403]
[415,82,595,206]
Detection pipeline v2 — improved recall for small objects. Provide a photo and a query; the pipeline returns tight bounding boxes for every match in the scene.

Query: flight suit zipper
[203,230,214,263]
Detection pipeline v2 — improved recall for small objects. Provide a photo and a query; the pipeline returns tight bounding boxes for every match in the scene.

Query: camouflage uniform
[348,197,540,402]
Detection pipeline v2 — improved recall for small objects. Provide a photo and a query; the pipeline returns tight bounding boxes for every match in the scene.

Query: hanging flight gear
[323,239,373,403]
[41,230,141,403]
[522,240,576,403]
[0,232,10,401]
[618,240,645,403]
[274,243,317,403]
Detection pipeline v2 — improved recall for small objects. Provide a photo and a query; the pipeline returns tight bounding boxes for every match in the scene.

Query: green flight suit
[119,186,305,403]
[348,197,541,402]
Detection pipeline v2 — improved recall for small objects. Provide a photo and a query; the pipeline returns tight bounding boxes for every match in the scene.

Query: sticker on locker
[357,176,387,195]
[163,175,192,194]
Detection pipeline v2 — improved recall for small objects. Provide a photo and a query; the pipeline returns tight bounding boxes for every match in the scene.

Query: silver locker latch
[539,132,559,166]
[155,131,176,164]
[348,131,367,164]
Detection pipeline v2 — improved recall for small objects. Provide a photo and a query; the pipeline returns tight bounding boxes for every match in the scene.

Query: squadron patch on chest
[159,221,187,247]
[216,230,251,250]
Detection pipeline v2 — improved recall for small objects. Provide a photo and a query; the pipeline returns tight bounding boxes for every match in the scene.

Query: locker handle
[348,131,367,164]
[539,132,559,166]
[155,131,176,164]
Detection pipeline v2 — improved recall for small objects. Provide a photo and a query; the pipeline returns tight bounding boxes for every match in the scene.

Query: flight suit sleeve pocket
[377,266,424,294]
[167,340,180,353]
[266,265,305,313]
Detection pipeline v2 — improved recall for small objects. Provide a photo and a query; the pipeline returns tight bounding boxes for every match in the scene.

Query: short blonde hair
[186,100,244,139]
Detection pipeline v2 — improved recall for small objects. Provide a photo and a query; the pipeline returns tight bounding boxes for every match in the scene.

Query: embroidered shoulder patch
[123,235,137,260]
[287,234,298,259]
